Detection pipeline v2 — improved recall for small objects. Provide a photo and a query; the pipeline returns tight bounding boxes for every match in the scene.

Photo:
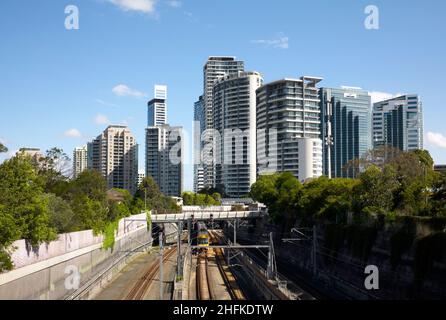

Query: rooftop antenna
[325,93,334,179]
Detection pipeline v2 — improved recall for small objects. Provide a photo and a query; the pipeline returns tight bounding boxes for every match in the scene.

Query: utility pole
[177,222,182,276]
[267,232,275,280]
[144,188,147,212]
[159,233,164,300]
[325,94,334,179]
[187,219,191,246]
[312,226,318,276]
[233,219,237,245]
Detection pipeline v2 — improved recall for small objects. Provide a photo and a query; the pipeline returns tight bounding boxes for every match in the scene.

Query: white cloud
[95,114,111,125]
[108,0,156,13]
[112,84,147,98]
[166,0,181,8]
[368,91,405,104]
[252,34,289,49]
[427,132,446,149]
[64,129,82,138]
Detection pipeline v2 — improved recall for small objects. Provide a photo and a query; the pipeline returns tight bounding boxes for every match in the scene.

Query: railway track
[209,231,246,300]
[197,230,245,301]
[196,252,213,300]
[228,233,323,300]
[124,247,177,300]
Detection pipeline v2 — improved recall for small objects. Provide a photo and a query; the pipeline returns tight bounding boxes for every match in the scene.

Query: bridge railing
[150,211,266,223]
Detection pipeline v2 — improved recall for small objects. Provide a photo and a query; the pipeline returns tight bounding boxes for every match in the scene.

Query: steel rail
[125,247,176,300]
[209,231,246,300]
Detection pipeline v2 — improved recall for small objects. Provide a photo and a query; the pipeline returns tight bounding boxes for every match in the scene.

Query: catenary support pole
[159,233,164,300]
[177,222,182,276]
[187,219,191,246]
[233,219,237,245]
[313,225,317,276]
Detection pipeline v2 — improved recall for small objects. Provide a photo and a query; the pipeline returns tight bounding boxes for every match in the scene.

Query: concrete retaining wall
[0,213,151,300]
[235,218,446,300]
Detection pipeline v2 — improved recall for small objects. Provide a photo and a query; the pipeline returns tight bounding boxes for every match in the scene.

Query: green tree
[65,170,109,232]
[0,205,21,271]
[211,192,222,203]
[39,148,72,176]
[199,186,226,198]
[345,147,437,216]
[390,150,435,215]
[431,172,446,217]
[275,172,303,226]
[45,194,75,233]
[300,176,359,223]
[251,172,302,229]
[249,174,279,207]
[36,148,72,194]
[182,191,221,206]
[182,192,194,205]
[69,195,108,233]
[107,188,133,221]
[354,165,398,215]
[68,170,108,202]
[0,155,56,246]
[0,143,7,154]
[135,176,180,214]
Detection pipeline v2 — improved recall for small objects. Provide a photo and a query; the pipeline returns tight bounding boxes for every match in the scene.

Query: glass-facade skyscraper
[145,85,183,197]
[145,125,183,197]
[193,95,205,192]
[372,95,423,151]
[319,87,372,178]
[147,85,167,127]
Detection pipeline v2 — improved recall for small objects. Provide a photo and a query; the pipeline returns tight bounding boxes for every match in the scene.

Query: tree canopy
[0,152,180,271]
[250,149,446,230]
[134,176,181,214]
[0,143,7,154]
[182,191,221,206]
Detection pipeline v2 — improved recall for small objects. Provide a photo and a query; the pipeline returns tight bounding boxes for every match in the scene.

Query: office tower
[87,141,97,170]
[138,170,145,187]
[256,77,323,182]
[17,148,44,168]
[193,95,205,193]
[147,85,167,126]
[89,125,138,194]
[320,87,372,178]
[212,71,263,198]
[146,125,183,197]
[18,148,42,159]
[73,145,88,178]
[202,56,245,188]
[372,95,423,151]
[194,166,205,193]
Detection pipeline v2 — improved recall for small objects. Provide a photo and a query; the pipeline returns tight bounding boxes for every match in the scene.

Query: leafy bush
[102,220,119,250]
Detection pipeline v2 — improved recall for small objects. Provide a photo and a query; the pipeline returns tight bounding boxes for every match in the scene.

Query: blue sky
[1,0,446,191]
